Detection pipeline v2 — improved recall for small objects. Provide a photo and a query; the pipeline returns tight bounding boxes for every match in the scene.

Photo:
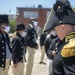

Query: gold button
[58,6,60,9]
[2,53,5,55]
[2,59,4,61]
[21,46,23,48]
[2,64,4,66]
[2,41,4,43]
[2,47,4,49]
[60,21,62,23]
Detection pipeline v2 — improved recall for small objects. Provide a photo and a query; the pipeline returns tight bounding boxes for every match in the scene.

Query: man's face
[32,20,38,27]
[0,23,10,33]
[54,24,75,40]
[19,30,27,37]
[0,23,7,30]
[50,30,57,36]
[54,25,65,40]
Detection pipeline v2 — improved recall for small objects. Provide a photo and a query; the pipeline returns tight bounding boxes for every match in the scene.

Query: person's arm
[47,41,54,59]
[12,38,20,65]
[46,38,58,59]
[40,34,43,49]
[26,28,38,48]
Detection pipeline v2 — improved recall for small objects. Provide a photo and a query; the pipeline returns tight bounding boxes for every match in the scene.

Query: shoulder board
[61,38,75,58]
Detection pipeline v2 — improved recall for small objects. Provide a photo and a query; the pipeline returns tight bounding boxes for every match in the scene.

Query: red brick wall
[16,8,51,29]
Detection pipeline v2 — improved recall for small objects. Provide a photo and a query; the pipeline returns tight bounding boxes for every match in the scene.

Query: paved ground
[8,46,47,75]
[30,50,47,75]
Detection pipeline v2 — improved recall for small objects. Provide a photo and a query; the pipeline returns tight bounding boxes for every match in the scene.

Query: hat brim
[43,6,75,33]
[43,8,56,32]
[15,28,26,31]
[0,20,8,24]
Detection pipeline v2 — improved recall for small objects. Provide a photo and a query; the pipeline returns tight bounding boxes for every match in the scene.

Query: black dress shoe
[39,61,46,65]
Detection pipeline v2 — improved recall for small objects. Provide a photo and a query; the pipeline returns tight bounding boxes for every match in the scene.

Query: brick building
[16,6,51,29]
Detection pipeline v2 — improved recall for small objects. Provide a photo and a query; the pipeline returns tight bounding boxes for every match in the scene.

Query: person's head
[15,24,26,37]
[43,0,75,40]
[29,17,38,27]
[50,29,57,36]
[0,15,10,33]
[54,24,75,40]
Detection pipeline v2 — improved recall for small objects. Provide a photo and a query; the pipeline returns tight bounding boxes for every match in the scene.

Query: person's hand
[52,51,56,57]
[35,45,38,50]
[13,64,17,68]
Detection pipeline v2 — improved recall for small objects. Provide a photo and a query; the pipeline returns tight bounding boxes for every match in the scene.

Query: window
[16,9,20,15]
[24,11,39,18]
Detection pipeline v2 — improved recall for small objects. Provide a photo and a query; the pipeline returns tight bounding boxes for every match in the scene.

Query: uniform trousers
[26,47,35,75]
[0,59,10,75]
[40,46,45,62]
[11,62,24,75]
[47,59,53,75]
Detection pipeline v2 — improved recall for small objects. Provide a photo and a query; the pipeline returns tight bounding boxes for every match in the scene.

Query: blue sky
[0,0,75,14]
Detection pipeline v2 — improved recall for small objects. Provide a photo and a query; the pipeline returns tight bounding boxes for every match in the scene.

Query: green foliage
[9,20,16,33]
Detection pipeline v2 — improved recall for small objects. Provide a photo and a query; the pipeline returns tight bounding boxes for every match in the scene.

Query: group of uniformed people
[0,0,75,75]
[0,15,39,75]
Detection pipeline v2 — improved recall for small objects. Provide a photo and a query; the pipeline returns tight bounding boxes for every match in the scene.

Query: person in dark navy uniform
[0,15,12,75]
[25,17,38,75]
[45,30,59,75]
[11,24,26,75]
[43,0,75,75]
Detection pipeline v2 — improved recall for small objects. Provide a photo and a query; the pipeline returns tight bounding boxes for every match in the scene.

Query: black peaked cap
[15,24,25,31]
[0,15,9,24]
[43,0,75,32]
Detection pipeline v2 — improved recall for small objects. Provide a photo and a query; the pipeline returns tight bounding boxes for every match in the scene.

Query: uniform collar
[16,33,22,38]
[51,35,57,39]
[65,31,75,42]
[29,24,34,28]
[0,31,8,37]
